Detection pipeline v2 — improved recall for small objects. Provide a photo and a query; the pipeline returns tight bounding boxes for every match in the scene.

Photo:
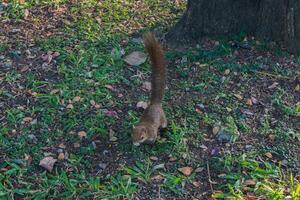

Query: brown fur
[132,32,167,146]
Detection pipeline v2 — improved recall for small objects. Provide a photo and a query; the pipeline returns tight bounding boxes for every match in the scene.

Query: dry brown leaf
[178,167,193,176]
[192,181,201,188]
[66,104,74,109]
[24,154,32,164]
[265,152,273,159]
[23,117,33,123]
[234,94,243,100]
[244,179,256,186]
[78,131,87,139]
[150,156,158,161]
[39,156,57,172]
[151,174,164,182]
[58,153,65,160]
[58,143,66,149]
[73,96,81,102]
[224,69,230,75]
[246,98,253,106]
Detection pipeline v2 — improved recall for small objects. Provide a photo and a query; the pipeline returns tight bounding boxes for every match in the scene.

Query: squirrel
[132,32,167,146]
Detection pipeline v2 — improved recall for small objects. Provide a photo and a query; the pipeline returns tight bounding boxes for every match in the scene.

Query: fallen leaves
[142,81,151,91]
[265,152,273,159]
[234,94,243,100]
[58,153,65,160]
[268,82,279,89]
[78,131,87,139]
[178,167,193,176]
[123,51,147,66]
[136,101,148,109]
[39,156,57,172]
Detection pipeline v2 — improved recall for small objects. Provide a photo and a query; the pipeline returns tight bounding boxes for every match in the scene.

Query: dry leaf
[251,97,258,104]
[268,82,279,89]
[295,84,300,92]
[73,143,80,148]
[169,157,177,162]
[23,117,33,123]
[58,153,65,160]
[142,81,151,91]
[193,181,201,188]
[234,94,243,100]
[24,154,32,164]
[136,101,148,109]
[224,69,230,75]
[244,179,256,186]
[246,98,253,106]
[178,167,193,176]
[78,131,87,139]
[104,110,118,117]
[123,51,147,66]
[150,156,158,161]
[39,156,57,172]
[105,85,114,91]
[66,104,74,109]
[195,167,204,173]
[73,96,81,102]
[24,9,29,19]
[265,152,273,159]
[151,174,164,182]
[58,143,66,149]
[90,100,96,106]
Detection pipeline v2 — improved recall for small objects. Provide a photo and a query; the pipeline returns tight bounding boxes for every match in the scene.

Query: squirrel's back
[143,33,166,104]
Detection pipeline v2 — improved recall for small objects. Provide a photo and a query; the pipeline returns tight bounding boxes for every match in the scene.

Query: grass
[0,0,300,199]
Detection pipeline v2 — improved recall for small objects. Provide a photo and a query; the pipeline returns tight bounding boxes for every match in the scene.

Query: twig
[206,161,214,193]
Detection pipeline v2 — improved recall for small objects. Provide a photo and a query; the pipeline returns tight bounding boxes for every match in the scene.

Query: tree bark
[167,0,300,53]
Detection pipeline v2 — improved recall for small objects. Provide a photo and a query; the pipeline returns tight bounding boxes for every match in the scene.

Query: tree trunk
[167,0,300,53]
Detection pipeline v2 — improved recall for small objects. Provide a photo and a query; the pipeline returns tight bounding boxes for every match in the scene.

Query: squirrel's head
[132,124,156,146]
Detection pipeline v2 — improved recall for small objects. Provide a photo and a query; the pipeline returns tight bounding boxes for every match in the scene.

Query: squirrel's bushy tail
[143,32,166,104]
